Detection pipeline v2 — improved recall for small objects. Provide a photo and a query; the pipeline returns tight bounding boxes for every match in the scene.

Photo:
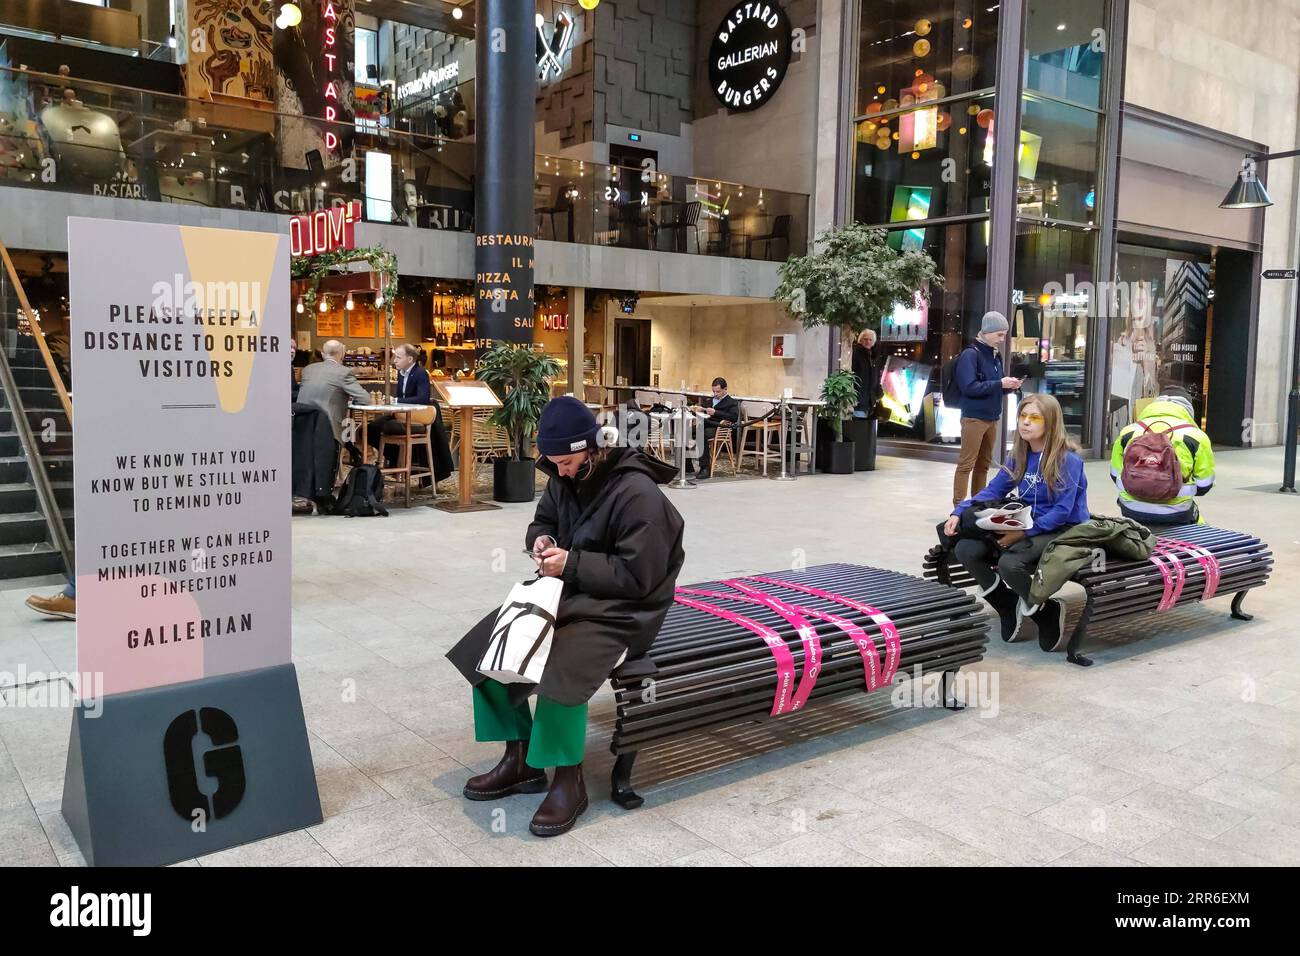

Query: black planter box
[493,458,537,502]
[848,417,878,471]
[822,441,856,474]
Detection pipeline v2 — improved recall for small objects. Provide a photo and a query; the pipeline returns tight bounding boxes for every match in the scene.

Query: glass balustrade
[0,66,807,261]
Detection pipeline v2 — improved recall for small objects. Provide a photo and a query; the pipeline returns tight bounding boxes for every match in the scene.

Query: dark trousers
[1124,500,1199,528]
[937,519,1064,602]
[694,422,729,472]
[702,423,719,472]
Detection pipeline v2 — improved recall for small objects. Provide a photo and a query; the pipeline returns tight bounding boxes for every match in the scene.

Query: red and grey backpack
[1120,421,1191,501]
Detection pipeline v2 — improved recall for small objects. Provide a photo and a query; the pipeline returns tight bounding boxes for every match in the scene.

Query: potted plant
[772,222,941,353]
[474,342,561,502]
[774,224,940,473]
[818,369,860,474]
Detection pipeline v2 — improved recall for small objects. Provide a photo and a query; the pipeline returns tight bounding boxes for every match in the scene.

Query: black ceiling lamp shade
[1220,156,1274,208]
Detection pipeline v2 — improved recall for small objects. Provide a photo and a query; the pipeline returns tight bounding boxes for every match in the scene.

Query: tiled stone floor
[2,446,1298,866]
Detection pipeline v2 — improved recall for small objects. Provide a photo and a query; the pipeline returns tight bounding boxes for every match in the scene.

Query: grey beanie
[1155,393,1196,421]
[980,311,1009,335]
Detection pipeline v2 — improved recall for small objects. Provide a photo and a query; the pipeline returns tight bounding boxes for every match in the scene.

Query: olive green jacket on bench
[1029,516,1156,607]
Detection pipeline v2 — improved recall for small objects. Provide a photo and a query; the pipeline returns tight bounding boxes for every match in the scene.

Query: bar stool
[379,425,438,505]
[737,400,783,476]
[786,402,815,473]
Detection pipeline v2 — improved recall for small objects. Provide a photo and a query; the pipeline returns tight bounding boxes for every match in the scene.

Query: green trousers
[472,679,587,769]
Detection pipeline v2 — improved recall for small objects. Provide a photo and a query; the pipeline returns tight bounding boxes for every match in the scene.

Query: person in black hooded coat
[446,396,685,836]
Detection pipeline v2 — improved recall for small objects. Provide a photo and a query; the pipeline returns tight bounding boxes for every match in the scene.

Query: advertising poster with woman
[1111,249,1210,436]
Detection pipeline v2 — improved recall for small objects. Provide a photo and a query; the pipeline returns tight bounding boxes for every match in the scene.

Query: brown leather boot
[529,763,588,837]
[462,740,548,801]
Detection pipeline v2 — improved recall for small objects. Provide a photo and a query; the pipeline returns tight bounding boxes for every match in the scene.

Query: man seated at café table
[365,343,454,485]
[297,339,372,449]
[688,376,740,479]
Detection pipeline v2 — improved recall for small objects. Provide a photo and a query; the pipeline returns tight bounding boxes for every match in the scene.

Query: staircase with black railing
[0,244,74,584]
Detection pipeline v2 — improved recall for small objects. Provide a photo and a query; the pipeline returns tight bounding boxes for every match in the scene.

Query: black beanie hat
[536,396,600,457]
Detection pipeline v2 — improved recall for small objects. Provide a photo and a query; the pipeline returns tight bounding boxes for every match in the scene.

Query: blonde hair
[1004,393,1077,490]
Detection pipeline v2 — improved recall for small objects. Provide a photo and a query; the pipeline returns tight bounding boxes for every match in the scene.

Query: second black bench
[922,524,1272,667]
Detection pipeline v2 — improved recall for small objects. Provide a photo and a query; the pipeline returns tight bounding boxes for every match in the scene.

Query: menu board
[435,380,502,408]
[316,311,344,337]
[391,304,406,339]
[347,309,377,338]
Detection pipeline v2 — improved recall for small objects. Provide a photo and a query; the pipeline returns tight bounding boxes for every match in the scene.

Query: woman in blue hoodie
[941,393,1090,649]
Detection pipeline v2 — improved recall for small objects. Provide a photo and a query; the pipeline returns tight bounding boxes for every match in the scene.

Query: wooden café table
[347,401,432,509]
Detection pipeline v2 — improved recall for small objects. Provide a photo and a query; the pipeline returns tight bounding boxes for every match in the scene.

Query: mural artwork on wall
[186,0,277,103]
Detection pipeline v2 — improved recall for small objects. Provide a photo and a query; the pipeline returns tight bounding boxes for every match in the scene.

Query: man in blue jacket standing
[951,311,1022,505]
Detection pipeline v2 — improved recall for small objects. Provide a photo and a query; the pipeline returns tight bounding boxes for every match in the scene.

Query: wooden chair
[707,423,737,475]
[654,395,690,463]
[471,410,513,473]
[737,400,783,476]
[644,413,670,462]
[379,426,438,507]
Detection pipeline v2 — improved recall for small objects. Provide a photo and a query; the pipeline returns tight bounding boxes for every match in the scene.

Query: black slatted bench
[605,563,990,809]
[922,524,1272,667]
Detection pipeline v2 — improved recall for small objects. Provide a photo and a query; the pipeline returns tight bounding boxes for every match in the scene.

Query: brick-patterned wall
[536,0,598,148]
[392,23,468,92]
[592,0,695,138]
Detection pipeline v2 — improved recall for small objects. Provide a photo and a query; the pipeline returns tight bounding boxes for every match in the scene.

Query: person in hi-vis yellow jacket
[1109,391,1215,526]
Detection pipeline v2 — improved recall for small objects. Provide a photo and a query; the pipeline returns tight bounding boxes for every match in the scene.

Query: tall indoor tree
[773,222,942,361]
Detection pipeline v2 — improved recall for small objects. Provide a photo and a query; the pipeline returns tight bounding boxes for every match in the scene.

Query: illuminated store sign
[290,201,361,257]
[537,11,575,80]
[322,2,341,151]
[396,62,461,102]
[709,1,792,112]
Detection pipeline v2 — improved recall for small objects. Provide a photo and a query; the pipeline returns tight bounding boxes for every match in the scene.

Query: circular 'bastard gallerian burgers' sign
[709,1,793,112]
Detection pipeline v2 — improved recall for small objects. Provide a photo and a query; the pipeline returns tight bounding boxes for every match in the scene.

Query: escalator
[0,239,73,583]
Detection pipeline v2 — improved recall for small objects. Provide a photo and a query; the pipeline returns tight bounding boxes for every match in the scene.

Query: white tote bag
[477,576,564,684]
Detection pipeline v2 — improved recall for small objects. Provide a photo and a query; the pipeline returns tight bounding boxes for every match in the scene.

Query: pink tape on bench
[1149,544,1186,611]
[1148,549,1174,611]
[676,583,822,711]
[672,591,796,716]
[678,584,883,694]
[722,580,823,709]
[749,577,902,688]
[1160,538,1221,600]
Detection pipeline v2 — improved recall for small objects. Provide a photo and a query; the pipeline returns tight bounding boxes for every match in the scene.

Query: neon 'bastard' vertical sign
[289,200,361,256]
[322,1,341,151]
